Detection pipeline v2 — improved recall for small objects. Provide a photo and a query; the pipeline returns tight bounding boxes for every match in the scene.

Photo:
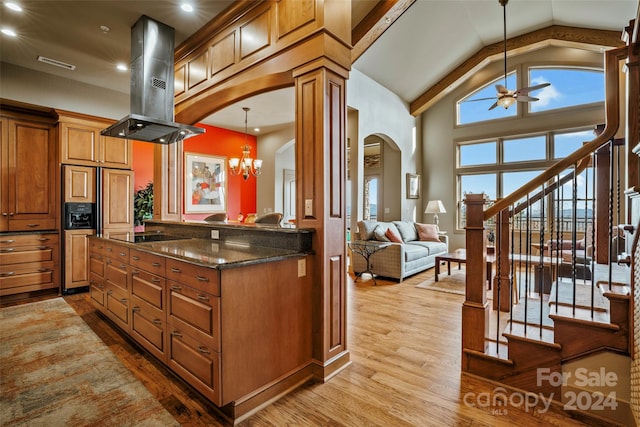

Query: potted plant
[134,181,154,231]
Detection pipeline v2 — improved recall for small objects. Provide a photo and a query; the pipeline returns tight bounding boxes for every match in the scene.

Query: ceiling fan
[465,0,550,110]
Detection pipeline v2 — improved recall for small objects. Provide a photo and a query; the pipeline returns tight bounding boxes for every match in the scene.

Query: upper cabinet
[0,110,58,232]
[58,112,132,169]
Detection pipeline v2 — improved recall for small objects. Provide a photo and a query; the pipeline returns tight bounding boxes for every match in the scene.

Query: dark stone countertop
[94,233,305,270]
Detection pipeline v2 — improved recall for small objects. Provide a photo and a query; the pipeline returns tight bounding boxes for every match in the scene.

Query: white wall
[1,62,128,119]
[347,68,418,231]
[421,46,605,249]
[256,126,295,215]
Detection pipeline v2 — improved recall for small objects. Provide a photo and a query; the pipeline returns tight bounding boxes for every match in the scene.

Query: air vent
[37,55,76,70]
[151,77,166,91]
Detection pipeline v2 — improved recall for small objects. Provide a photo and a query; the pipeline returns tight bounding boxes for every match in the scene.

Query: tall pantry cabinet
[58,111,134,293]
[0,100,60,299]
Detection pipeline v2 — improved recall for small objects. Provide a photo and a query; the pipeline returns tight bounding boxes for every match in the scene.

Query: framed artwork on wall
[184,152,227,213]
[406,173,420,199]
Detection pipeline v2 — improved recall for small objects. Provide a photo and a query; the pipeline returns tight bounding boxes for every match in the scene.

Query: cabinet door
[60,121,99,166]
[101,135,132,169]
[7,119,56,231]
[64,230,94,290]
[102,168,134,231]
[63,165,96,203]
[0,118,8,232]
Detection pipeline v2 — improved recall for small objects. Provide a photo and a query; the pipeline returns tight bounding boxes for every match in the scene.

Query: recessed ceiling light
[116,63,128,71]
[181,3,193,12]
[5,2,22,12]
[253,128,260,132]
[1,28,17,37]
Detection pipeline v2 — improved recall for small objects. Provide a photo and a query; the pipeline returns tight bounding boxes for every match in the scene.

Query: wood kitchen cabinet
[0,110,58,232]
[102,168,134,232]
[0,232,59,296]
[64,230,94,290]
[89,239,106,308]
[58,112,132,169]
[63,165,96,203]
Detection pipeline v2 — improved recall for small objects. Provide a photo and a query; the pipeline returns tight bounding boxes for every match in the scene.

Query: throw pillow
[393,220,418,242]
[416,223,440,242]
[385,227,404,243]
[373,225,390,241]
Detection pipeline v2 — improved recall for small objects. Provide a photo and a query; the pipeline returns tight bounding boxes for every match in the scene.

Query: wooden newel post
[462,193,489,367]
[494,205,512,311]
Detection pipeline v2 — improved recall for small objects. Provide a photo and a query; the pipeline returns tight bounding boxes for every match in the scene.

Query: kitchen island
[88,221,313,424]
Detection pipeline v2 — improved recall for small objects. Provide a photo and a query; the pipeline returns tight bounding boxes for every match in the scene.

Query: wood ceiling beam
[409,25,625,117]
[351,0,416,63]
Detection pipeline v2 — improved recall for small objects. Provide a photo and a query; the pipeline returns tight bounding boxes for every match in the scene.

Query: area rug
[416,269,466,295]
[0,298,178,426]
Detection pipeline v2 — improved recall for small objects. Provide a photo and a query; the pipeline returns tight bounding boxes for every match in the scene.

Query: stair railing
[462,45,627,363]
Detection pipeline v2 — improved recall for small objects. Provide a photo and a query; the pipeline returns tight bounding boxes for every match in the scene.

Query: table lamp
[425,200,446,226]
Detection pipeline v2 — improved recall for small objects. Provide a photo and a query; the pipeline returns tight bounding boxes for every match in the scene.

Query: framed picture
[406,173,420,199]
[184,152,227,213]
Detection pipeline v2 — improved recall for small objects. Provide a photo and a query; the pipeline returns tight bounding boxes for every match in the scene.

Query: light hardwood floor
[63,268,594,426]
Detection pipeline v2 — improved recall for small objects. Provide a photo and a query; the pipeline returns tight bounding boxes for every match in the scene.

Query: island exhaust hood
[101,15,204,144]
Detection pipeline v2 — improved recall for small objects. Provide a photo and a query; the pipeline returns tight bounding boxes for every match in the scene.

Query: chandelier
[228,107,262,180]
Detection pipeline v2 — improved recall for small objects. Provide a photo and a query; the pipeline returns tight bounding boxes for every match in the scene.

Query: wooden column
[153,141,182,221]
[493,205,512,311]
[294,62,351,381]
[595,143,611,264]
[462,193,489,368]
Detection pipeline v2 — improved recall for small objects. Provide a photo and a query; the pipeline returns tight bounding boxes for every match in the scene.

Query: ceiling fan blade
[462,97,497,103]
[488,101,499,111]
[495,84,509,94]
[516,82,550,95]
[516,95,539,102]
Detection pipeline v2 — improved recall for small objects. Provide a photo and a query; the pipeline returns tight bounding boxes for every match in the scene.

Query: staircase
[461,32,640,426]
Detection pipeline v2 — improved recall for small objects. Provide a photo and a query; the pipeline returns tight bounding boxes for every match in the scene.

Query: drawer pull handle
[26,224,39,228]
[106,260,112,265]
[119,264,126,268]
[0,271,15,277]
[196,294,210,302]
[171,267,182,273]
[98,284,104,289]
[132,256,140,261]
[119,252,126,256]
[170,331,182,337]
[152,319,162,326]
[119,298,127,304]
[151,262,161,267]
[196,275,209,282]
[37,268,50,272]
[106,248,113,252]
[197,346,210,355]
[151,277,161,283]
[0,239,15,243]
[131,269,139,275]
[37,246,50,250]
[132,306,141,312]
[0,248,15,253]
[1,213,6,216]
[107,290,113,295]
[36,238,50,242]
[9,212,14,216]
[170,285,182,291]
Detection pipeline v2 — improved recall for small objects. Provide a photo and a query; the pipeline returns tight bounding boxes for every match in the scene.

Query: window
[456,130,594,230]
[529,68,604,113]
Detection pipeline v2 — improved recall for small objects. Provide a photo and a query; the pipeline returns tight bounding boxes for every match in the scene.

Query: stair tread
[592,263,630,286]
[598,282,631,299]
[548,279,608,312]
[549,304,617,328]
[503,321,557,346]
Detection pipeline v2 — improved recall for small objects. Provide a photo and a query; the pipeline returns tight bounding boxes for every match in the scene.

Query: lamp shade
[425,200,446,214]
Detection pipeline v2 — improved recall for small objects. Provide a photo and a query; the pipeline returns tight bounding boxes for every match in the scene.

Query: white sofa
[350,220,449,282]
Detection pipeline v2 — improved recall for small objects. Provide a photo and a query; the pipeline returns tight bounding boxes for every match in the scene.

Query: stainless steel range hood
[101,15,204,144]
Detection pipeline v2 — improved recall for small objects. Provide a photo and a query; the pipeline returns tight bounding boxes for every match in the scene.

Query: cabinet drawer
[105,285,129,327]
[130,249,166,276]
[7,219,57,232]
[89,253,105,277]
[104,243,129,261]
[166,259,220,296]
[105,259,128,291]
[89,272,105,308]
[131,295,166,360]
[0,233,58,247]
[0,245,56,265]
[168,327,220,405]
[131,269,165,310]
[0,263,56,294]
[90,238,106,254]
[168,281,220,351]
